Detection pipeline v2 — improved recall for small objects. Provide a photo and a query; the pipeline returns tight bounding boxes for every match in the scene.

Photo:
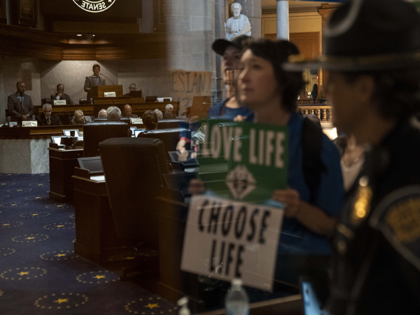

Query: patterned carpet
[0,174,177,315]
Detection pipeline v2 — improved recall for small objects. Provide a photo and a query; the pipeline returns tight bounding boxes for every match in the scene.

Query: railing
[298,105,333,122]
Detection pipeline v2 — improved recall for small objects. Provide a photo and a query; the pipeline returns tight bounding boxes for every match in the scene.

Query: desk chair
[99,137,169,279]
[138,128,191,154]
[83,121,129,157]
[157,118,186,129]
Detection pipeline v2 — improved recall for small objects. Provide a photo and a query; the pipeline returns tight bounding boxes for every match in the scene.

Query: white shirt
[225,14,251,41]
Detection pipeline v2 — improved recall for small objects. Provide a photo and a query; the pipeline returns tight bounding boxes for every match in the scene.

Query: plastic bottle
[225,279,249,315]
[177,297,191,315]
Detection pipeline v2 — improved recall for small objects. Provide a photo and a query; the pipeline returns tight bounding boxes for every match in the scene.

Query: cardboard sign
[104,92,116,97]
[199,120,288,204]
[22,121,38,127]
[181,195,283,291]
[53,100,67,106]
[170,71,212,116]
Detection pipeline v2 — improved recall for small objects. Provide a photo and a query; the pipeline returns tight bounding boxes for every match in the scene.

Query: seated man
[107,106,121,121]
[97,109,107,119]
[154,109,163,120]
[71,110,92,125]
[123,83,142,96]
[37,104,63,126]
[122,104,138,118]
[51,84,74,105]
[163,104,176,119]
[142,110,158,130]
[7,81,34,123]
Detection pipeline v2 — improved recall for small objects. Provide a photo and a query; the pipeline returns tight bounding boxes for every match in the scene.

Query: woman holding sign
[237,39,344,281]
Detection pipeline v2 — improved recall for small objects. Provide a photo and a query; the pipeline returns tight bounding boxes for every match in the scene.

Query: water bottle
[225,279,249,315]
[177,297,190,315]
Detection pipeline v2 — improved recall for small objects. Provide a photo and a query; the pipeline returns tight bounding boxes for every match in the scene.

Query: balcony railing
[298,105,333,122]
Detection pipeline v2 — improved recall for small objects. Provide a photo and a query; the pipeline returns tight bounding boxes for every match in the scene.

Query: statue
[225,3,252,41]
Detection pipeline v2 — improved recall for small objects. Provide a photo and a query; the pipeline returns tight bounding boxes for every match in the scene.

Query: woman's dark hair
[142,110,158,130]
[342,68,420,121]
[242,38,305,113]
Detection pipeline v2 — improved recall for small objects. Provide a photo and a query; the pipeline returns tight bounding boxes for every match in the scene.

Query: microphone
[100,73,115,85]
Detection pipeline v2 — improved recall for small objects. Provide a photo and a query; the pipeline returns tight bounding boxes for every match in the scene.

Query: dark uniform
[327,121,420,315]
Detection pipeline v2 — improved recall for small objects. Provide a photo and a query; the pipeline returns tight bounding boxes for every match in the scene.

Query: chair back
[138,128,190,153]
[157,119,186,129]
[83,121,129,157]
[99,138,169,249]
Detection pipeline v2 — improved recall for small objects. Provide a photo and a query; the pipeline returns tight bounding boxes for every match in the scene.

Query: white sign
[104,92,116,97]
[181,195,283,291]
[130,118,143,124]
[53,100,67,106]
[22,121,38,127]
[73,0,117,13]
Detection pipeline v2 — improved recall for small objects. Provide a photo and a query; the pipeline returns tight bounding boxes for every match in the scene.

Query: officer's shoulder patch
[370,185,420,271]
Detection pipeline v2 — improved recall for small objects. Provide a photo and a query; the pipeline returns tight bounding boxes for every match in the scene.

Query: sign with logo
[73,0,117,13]
[104,92,116,97]
[200,120,288,204]
[181,120,288,291]
[22,121,38,127]
[181,195,283,291]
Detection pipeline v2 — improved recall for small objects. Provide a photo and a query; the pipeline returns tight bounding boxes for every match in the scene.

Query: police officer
[286,0,420,313]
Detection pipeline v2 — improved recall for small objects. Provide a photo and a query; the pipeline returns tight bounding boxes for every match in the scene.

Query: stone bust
[225,3,252,41]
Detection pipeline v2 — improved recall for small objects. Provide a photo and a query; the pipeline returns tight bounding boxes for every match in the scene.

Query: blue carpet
[0,174,177,315]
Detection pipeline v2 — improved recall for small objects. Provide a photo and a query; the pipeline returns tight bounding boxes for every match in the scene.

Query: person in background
[142,110,158,130]
[84,63,106,95]
[37,104,62,126]
[311,83,318,104]
[209,35,254,121]
[51,84,74,105]
[334,135,365,192]
[107,106,121,121]
[71,109,92,125]
[164,104,176,119]
[122,104,138,118]
[97,109,107,119]
[7,81,34,123]
[124,83,141,96]
[154,109,163,120]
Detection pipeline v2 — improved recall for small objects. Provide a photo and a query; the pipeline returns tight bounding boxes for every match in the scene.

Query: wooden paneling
[0,24,167,60]
[53,21,140,34]
[290,32,320,60]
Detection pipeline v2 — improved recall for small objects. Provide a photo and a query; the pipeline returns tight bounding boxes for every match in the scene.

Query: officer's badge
[370,185,420,271]
[351,176,373,226]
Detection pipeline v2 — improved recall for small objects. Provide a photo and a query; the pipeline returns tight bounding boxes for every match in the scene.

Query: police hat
[212,35,250,56]
[284,0,420,71]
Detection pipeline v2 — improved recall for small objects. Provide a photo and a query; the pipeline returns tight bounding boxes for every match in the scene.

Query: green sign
[198,119,288,205]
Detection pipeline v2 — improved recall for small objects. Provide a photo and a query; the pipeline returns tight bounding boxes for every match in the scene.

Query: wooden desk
[72,169,120,264]
[48,146,83,202]
[0,125,83,139]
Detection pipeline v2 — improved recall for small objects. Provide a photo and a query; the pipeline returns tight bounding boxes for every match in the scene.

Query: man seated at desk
[84,63,106,95]
[142,110,158,130]
[123,83,141,97]
[36,104,63,126]
[122,104,138,119]
[97,109,107,119]
[71,110,92,125]
[107,106,121,121]
[7,81,34,123]
[51,84,74,105]
[164,104,176,119]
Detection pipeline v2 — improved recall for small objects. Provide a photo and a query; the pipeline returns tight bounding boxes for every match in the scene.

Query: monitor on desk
[130,91,143,98]
[63,129,81,138]
[77,156,103,175]
[145,96,158,102]
[168,150,199,168]
[134,129,146,137]
[51,136,65,145]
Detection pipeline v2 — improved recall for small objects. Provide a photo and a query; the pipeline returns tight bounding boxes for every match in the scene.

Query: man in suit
[84,63,106,98]
[7,81,34,123]
[122,104,138,118]
[51,84,74,105]
[123,83,142,97]
[36,104,62,126]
